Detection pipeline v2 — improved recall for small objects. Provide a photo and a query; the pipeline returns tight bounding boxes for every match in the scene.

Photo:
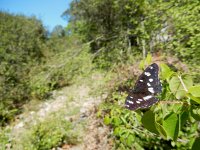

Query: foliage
[14,113,83,150]
[0,127,10,150]
[101,55,200,149]
[64,0,200,68]
[29,45,92,99]
[0,11,47,125]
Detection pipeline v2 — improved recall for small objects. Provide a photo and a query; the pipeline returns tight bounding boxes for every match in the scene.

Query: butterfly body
[125,63,162,110]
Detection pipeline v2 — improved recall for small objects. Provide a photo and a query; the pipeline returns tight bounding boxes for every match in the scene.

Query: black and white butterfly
[125,63,162,110]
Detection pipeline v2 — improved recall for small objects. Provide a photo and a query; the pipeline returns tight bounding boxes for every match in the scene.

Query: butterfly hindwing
[125,63,162,110]
[125,93,158,110]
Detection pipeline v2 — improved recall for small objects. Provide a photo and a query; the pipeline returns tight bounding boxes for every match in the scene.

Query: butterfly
[125,63,162,110]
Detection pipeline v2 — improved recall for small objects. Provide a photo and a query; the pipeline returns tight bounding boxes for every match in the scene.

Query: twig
[177,75,188,92]
[158,101,190,107]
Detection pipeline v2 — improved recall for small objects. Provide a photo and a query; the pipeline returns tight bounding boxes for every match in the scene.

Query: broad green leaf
[142,110,159,134]
[172,103,183,113]
[192,137,200,150]
[169,75,193,99]
[160,63,175,80]
[187,93,200,104]
[163,113,179,141]
[155,122,167,139]
[188,85,200,97]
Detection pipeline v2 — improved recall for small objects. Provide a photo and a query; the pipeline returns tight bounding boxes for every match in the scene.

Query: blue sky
[0,0,72,31]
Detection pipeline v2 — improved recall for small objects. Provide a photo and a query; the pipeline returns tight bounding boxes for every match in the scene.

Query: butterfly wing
[133,63,162,95]
[125,63,162,110]
[125,92,159,110]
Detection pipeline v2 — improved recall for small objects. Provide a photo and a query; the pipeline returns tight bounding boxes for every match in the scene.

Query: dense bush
[0,12,47,125]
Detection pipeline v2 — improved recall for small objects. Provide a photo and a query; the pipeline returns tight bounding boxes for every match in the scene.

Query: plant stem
[177,75,188,92]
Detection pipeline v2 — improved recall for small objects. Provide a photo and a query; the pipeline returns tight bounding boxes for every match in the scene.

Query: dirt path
[9,74,112,150]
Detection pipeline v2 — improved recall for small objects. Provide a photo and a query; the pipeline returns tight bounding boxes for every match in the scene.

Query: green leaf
[180,111,189,127]
[155,122,167,139]
[142,110,159,134]
[169,75,193,99]
[113,127,120,136]
[139,60,145,70]
[188,85,200,97]
[139,53,152,70]
[103,115,110,125]
[146,53,152,65]
[127,134,135,147]
[163,113,179,141]
[191,108,200,121]
[160,63,175,80]
[112,116,122,126]
[187,93,200,104]
[192,137,200,150]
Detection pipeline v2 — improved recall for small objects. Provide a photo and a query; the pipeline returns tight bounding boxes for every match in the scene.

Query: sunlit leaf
[127,134,135,146]
[187,93,200,104]
[103,115,110,125]
[146,53,152,65]
[188,85,200,97]
[160,63,175,80]
[139,60,145,70]
[169,75,193,99]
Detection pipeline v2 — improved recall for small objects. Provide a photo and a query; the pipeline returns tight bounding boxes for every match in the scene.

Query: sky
[0,0,72,31]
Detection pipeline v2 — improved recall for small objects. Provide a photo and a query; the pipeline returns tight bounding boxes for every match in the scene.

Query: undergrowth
[100,55,200,149]
[10,110,85,150]
[29,44,92,100]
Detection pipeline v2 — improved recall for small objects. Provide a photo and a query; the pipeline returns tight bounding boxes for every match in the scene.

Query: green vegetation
[101,55,200,149]
[1,0,200,149]
[0,12,46,125]
[15,113,83,150]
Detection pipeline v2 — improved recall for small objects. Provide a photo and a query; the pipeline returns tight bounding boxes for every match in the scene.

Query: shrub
[102,56,200,149]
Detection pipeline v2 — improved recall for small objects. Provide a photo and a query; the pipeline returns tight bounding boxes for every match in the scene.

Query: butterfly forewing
[133,63,161,95]
[125,63,162,110]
